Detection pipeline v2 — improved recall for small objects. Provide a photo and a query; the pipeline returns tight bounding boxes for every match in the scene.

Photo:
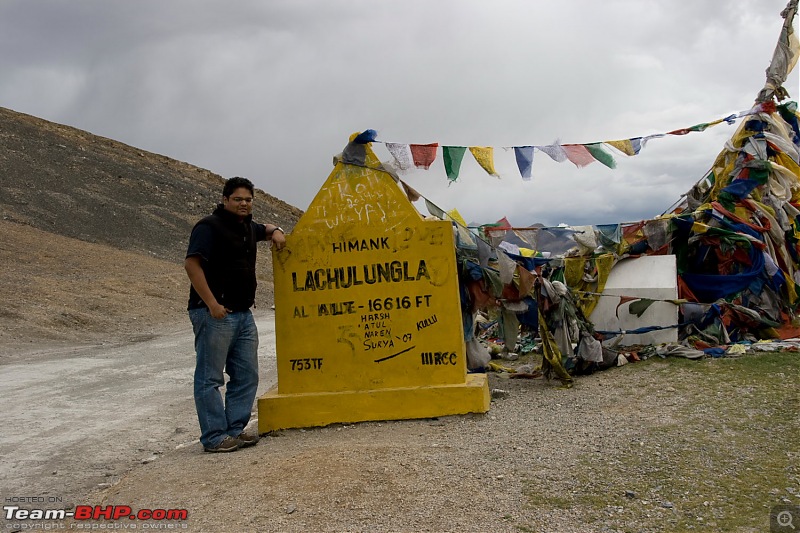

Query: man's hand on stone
[271,228,286,251]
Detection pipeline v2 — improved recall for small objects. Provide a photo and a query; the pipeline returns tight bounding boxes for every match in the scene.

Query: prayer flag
[641,134,665,149]
[410,143,439,169]
[469,146,499,176]
[443,146,467,182]
[537,143,568,162]
[514,229,538,248]
[605,139,636,156]
[477,236,493,267]
[385,143,413,171]
[497,251,517,284]
[400,180,421,202]
[446,208,468,227]
[494,216,512,230]
[615,296,640,319]
[562,144,596,168]
[628,298,656,317]
[513,146,535,180]
[585,143,617,169]
[425,199,446,220]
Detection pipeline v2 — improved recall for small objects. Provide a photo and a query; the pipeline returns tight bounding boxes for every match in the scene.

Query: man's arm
[264,224,286,250]
[184,256,230,319]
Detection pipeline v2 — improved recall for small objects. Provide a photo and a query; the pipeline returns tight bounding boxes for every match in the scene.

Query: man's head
[222,177,255,218]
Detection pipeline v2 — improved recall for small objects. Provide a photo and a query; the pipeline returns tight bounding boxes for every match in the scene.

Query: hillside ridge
[0,107,303,345]
[0,106,302,262]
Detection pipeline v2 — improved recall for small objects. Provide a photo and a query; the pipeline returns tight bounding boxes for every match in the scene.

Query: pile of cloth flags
[439,100,800,381]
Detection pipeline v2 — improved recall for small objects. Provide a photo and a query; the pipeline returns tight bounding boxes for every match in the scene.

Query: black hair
[222,177,254,198]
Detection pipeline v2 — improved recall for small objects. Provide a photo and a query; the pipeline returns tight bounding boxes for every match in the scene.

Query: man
[184,177,286,453]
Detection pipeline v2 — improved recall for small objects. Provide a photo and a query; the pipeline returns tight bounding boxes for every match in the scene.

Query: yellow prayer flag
[785,273,798,305]
[594,254,615,295]
[564,258,585,288]
[468,147,499,177]
[446,208,468,227]
[605,139,636,156]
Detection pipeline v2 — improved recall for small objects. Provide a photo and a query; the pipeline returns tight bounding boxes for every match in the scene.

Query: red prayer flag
[562,144,596,168]
[410,143,439,169]
[494,216,512,230]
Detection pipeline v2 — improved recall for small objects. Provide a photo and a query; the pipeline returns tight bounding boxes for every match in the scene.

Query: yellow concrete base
[257,373,490,433]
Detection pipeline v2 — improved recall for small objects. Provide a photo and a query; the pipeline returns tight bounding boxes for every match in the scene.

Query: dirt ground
[0,312,694,533]
[7,330,794,533]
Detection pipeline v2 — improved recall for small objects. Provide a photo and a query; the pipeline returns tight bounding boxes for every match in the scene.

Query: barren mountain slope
[0,107,303,344]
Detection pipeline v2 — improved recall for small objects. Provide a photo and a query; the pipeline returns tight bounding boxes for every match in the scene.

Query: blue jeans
[189,308,259,449]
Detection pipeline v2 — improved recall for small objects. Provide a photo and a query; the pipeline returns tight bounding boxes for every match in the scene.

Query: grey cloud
[0,0,796,227]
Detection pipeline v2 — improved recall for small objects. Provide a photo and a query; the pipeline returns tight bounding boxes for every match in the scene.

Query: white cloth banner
[385,143,414,171]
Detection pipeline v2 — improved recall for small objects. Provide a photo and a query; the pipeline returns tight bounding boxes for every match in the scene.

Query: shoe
[203,436,240,453]
[234,432,259,448]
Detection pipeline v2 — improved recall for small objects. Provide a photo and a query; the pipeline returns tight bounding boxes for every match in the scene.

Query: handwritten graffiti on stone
[362,312,393,351]
[374,345,416,364]
[416,314,438,331]
[421,352,457,365]
[314,174,406,229]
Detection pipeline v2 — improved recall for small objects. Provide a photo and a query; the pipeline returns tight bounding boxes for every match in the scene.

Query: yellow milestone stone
[258,137,489,432]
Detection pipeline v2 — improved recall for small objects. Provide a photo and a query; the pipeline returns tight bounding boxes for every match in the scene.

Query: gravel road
[0,311,277,506]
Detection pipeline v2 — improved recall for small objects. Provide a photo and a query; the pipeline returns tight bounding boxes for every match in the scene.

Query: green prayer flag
[628,298,655,318]
[585,143,617,169]
[717,191,738,212]
[443,146,467,182]
[748,163,771,184]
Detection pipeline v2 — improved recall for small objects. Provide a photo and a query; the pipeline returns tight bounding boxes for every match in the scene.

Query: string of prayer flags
[378,102,776,182]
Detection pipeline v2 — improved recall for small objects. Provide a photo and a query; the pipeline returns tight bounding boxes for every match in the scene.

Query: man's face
[222,187,254,218]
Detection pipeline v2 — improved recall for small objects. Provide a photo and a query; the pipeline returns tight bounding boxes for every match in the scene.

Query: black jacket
[186,205,266,311]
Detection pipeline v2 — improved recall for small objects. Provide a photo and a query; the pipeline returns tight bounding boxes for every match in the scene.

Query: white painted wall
[589,255,679,346]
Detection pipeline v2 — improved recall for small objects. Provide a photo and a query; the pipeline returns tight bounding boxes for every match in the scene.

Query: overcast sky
[1,0,798,227]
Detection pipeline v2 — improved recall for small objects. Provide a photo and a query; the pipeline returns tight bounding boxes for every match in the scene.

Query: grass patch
[523,351,799,532]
